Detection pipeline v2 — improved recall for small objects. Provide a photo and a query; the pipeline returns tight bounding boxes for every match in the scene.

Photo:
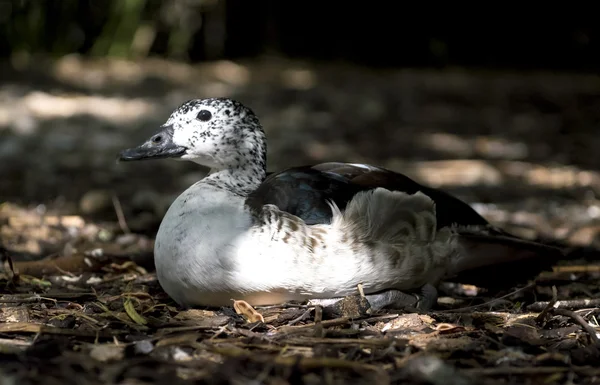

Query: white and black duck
[118,97,564,311]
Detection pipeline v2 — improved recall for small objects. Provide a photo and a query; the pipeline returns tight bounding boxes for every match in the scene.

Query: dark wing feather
[247,162,490,229]
[246,165,362,225]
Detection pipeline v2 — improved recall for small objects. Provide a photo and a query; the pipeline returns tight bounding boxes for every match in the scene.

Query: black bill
[118,125,187,161]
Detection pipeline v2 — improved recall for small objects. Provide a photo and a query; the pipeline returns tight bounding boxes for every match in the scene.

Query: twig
[360,314,400,324]
[277,316,352,334]
[440,283,535,313]
[551,308,600,348]
[463,366,600,377]
[535,285,558,323]
[209,325,229,340]
[287,307,313,326]
[527,298,600,312]
[357,283,365,297]
[156,324,228,335]
[1,250,19,282]
[0,295,56,304]
[0,322,123,338]
[112,192,131,234]
[283,337,395,347]
[313,304,324,337]
[463,366,570,376]
[314,305,323,324]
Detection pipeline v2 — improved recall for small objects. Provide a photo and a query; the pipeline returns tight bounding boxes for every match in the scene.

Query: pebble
[133,339,154,355]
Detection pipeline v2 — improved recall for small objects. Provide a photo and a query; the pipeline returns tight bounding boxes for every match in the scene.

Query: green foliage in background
[1,0,218,61]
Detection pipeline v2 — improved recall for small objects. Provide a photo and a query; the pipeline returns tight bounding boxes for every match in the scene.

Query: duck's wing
[247,162,490,229]
[246,164,362,225]
[246,162,566,290]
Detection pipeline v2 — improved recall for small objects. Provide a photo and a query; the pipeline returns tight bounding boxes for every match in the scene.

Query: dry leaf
[124,297,148,325]
[232,299,264,323]
[436,323,465,334]
[381,313,433,333]
[173,309,217,321]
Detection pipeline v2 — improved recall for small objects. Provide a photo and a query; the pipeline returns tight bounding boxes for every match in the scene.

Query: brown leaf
[436,323,466,334]
[502,325,544,346]
[173,309,217,321]
[232,299,264,323]
[381,313,433,333]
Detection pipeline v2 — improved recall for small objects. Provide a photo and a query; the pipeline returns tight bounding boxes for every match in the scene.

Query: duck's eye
[152,135,163,143]
[196,109,212,122]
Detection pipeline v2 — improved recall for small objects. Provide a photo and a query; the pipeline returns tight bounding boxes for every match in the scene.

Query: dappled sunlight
[388,158,600,192]
[22,92,155,125]
[51,55,250,93]
[390,159,504,187]
[53,55,146,89]
[1,56,599,243]
[208,60,251,86]
[417,132,529,160]
[280,68,317,90]
[0,91,158,134]
[499,161,600,191]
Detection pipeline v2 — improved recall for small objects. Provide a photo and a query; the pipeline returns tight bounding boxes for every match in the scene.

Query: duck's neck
[202,150,267,197]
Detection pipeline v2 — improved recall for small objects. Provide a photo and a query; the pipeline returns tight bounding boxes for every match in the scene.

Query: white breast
[153,183,249,305]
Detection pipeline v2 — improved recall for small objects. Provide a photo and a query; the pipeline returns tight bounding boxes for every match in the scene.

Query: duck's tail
[449,230,565,288]
[331,187,565,290]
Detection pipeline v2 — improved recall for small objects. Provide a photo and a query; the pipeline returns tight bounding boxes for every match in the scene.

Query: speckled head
[118,98,267,173]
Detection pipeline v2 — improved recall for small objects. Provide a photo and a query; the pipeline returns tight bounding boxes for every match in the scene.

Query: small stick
[277,316,352,334]
[465,365,600,376]
[112,193,131,234]
[551,308,600,348]
[313,305,324,338]
[440,283,535,313]
[287,308,313,326]
[527,298,600,312]
[0,295,56,304]
[535,285,558,323]
[357,283,365,298]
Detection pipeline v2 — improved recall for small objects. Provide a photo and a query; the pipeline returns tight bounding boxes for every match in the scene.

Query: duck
[118,97,565,311]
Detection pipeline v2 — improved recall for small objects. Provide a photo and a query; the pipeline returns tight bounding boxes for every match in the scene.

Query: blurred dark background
[1,1,599,70]
[1,0,600,255]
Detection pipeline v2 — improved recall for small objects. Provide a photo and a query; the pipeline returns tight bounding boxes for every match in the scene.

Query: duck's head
[118,98,266,171]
